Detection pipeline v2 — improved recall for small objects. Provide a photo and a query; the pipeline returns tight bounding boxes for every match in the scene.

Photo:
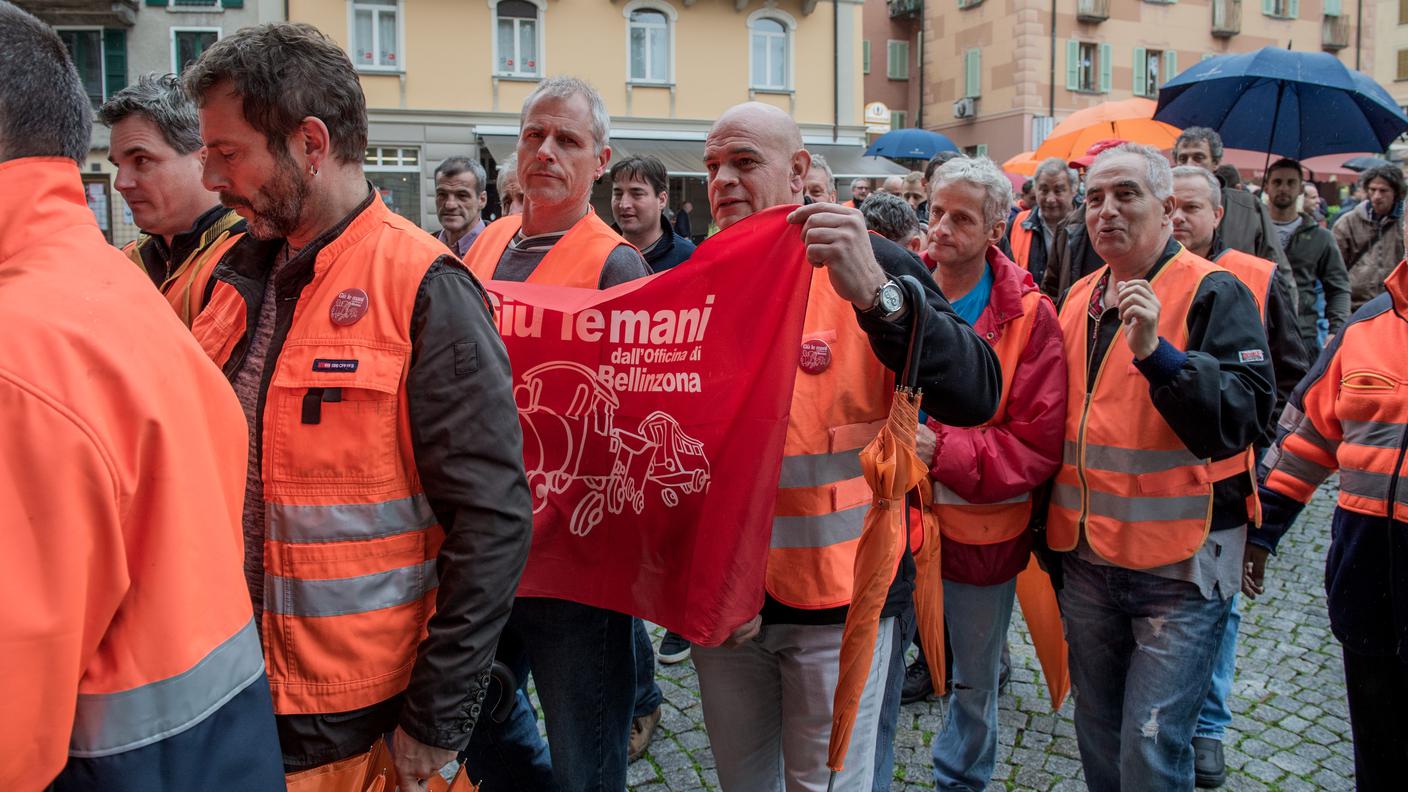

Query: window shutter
[221,0,244,7]
[1287,0,1299,17]
[975,144,989,157]
[863,40,871,74]
[1099,43,1112,93]
[1399,48,1408,81]
[1165,50,1178,82]
[888,41,910,80]
[145,0,168,6]
[1262,0,1274,15]
[1400,0,1408,25]
[1066,40,1080,91]
[103,28,127,99]
[1133,47,1147,96]
[965,48,981,98]
[1324,0,1341,13]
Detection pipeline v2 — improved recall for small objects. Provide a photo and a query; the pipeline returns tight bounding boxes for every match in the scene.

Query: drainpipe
[1048,0,1056,119]
[1354,0,1362,71]
[833,0,840,142]
[917,0,925,128]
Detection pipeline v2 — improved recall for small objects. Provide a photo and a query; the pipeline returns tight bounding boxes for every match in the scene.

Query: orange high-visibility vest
[1008,210,1035,271]
[1,158,278,789]
[1047,247,1258,569]
[1213,248,1274,320]
[191,196,448,715]
[768,269,893,608]
[462,211,623,288]
[930,287,1048,545]
[123,209,243,327]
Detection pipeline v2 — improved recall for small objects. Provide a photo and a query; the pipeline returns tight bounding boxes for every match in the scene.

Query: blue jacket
[615,213,696,273]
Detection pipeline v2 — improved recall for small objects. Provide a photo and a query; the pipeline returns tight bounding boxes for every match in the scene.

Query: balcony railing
[1077,0,1109,22]
[888,0,922,19]
[1212,0,1241,37]
[1322,14,1350,50]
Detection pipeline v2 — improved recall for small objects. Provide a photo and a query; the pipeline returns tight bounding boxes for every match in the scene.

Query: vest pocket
[267,341,407,485]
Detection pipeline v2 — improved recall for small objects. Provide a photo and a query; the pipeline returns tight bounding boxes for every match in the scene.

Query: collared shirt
[437,218,485,258]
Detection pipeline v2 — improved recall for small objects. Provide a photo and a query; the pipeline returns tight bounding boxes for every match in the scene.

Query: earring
[309,165,319,176]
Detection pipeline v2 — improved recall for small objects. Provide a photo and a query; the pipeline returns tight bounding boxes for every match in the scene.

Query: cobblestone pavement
[624,480,1354,791]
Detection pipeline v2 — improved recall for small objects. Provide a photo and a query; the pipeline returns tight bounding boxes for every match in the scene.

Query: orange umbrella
[827,388,928,773]
[1003,151,1040,177]
[1034,98,1182,162]
[1015,555,1070,710]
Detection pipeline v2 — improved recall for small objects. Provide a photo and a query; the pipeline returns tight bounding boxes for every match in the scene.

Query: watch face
[880,284,903,313]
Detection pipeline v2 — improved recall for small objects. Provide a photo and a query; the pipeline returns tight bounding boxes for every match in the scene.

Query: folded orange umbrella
[285,738,481,792]
[827,388,928,773]
[1002,151,1040,177]
[910,483,948,699]
[1015,554,1070,710]
[1034,98,1181,163]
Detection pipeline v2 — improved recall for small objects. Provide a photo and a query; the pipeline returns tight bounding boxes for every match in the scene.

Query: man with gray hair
[802,152,837,203]
[99,73,244,326]
[1005,156,1076,285]
[1048,143,1273,791]
[860,190,922,254]
[495,153,524,216]
[432,155,487,257]
[459,75,650,792]
[844,176,872,208]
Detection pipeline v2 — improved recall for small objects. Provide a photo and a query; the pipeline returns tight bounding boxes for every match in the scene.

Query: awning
[809,144,911,181]
[479,135,517,163]
[608,139,708,177]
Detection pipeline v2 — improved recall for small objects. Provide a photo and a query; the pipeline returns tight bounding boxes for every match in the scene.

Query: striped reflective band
[778,450,863,489]
[265,559,438,618]
[267,494,435,544]
[1341,420,1406,450]
[932,481,1030,507]
[1281,403,1338,454]
[1051,481,1207,522]
[1270,449,1336,487]
[70,619,265,757]
[771,504,866,549]
[1063,441,1203,474]
[1339,469,1408,505]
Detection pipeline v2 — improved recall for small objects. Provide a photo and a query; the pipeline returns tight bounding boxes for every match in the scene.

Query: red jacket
[922,246,1067,585]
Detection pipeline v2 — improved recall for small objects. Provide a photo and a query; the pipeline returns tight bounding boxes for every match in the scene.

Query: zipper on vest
[1077,326,1121,532]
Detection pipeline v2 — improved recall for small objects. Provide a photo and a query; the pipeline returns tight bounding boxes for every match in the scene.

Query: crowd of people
[4,3,1408,792]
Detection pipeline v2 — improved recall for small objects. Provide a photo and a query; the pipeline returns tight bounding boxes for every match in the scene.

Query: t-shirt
[1273,216,1301,252]
[948,264,993,326]
[493,229,650,288]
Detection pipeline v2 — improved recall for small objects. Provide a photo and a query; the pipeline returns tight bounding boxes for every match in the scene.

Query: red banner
[481,207,811,645]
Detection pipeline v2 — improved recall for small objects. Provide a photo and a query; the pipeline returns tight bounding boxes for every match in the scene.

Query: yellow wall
[289,0,863,128]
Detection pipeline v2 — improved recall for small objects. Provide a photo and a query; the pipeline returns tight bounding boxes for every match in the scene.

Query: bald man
[693,102,1001,792]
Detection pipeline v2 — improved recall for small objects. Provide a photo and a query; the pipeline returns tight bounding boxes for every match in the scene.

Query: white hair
[1033,156,1077,189]
[1171,165,1222,210]
[932,156,1013,229]
[521,75,610,153]
[1092,143,1173,201]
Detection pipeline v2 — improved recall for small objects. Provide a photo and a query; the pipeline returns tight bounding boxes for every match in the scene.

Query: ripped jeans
[1059,554,1234,792]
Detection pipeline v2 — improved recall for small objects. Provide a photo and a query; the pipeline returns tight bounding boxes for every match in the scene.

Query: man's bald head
[704,101,810,230]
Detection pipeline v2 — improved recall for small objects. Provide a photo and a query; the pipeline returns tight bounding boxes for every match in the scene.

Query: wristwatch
[863,279,905,320]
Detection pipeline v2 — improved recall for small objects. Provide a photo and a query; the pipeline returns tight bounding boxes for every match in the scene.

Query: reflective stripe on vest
[1009,210,1034,270]
[267,494,435,543]
[766,269,892,608]
[1046,247,1258,569]
[126,210,244,327]
[462,211,626,288]
[265,559,438,618]
[70,619,265,757]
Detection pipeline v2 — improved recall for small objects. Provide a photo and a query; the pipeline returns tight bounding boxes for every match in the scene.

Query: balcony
[1077,0,1109,23]
[12,0,138,26]
[1322,14,1350,50]
[1211,0,1241,37]
[888,0,922,19]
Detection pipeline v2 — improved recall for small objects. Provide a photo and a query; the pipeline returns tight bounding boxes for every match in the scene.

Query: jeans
[873,606,916,792]
[633,617,664,718]
[460,597,635,792]
[1059,554,1233,792]
[1342,646,1408,791]
[1195,594,1241,741]
[931,578,1017,792]
[693,619,894,792]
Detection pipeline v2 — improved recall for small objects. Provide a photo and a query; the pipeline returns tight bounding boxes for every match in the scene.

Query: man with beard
[1264,158,1350,350]
[99,73,244,327]
[1333,164,1406,309]
[432,156,487,257]
[183,23,533,791]
[1005,156,1076,286]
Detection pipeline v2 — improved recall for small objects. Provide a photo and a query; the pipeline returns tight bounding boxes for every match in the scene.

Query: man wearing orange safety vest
[1003,156,1077,288]
[690,101,1001,791]
[1246,219,1408,792]
[183,24,532,791]
[0,5,283,788]
[98,74,244,327]
[1169,165,1310,787]
[459,76,653,792]
[908,156,1067,792]
[1047,144,1274,792]
[843,176,872,208]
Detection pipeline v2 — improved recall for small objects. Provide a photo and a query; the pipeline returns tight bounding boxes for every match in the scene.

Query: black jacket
[612,213,697,273]
[1283,212,1351,347]
[205,190,532,753]
[1002,205,1053,286]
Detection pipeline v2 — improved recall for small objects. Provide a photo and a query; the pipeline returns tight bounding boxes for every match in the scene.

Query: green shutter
[1066,40,1080,91]
[1165,50,1178,82]
[103,28,127,100]
[965,48,981,98]
[1287,0,1299,17]
[146,0,168,6]
[1099,43,1112,93]
[1262,0,1274,15]
[862,40,871,74]
[888,41,910,80]
[221,0,245,7]
[1133,47,1147,96]
[975,144,989,157]
[1324,0,1340,13]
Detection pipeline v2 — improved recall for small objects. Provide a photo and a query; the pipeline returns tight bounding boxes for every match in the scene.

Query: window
[59,29,104,109]
[962,144,989,157]
[863,40,871,74]
[496,0,541,77]
[350,0,401,71]
[365,146,421,222]
[890,110,907,130]
[887,40,910,80]
[749,14,791,90]
[627,6,671,84]
[964,48,981,98]
[172,29,219,74]
[1067,40,1112,93]
[1401,0,1408,24]
[1134,48,1164,97]
[1398,49,1408,81]
[1324,0,1342,14]
[1261,0,1299,19]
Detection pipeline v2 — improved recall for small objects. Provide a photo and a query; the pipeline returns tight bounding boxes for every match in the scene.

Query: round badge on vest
[330,288,369,326]
[799,339,832,375]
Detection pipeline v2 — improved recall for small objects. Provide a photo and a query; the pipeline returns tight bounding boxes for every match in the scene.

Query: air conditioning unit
[953,97,975,119]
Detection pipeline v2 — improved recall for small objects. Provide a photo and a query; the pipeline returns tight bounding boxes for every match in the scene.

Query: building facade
[862,0,924,136]
[1371,0,1408,161]
[922,0,1374,163]
[287,0,904,230]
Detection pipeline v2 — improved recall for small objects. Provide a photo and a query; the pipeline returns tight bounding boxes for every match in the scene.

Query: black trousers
[277,695,402,771]
[1342,646,1408,791]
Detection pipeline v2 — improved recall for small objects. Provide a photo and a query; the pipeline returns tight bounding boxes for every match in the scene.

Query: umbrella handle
[896,275,929,393]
